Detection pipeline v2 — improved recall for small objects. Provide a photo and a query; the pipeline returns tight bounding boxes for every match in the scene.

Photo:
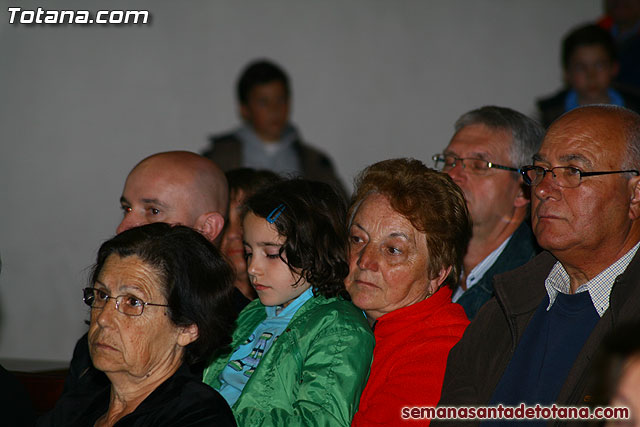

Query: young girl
[203,179,374,426]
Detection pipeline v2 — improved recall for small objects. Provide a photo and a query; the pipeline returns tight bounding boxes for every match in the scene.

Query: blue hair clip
[266,203,286,224]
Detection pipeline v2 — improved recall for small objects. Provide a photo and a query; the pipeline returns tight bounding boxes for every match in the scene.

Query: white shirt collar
[544,241,640,317]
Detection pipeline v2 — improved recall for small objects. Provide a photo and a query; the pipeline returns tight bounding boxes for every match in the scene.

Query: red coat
[352,286,469,426]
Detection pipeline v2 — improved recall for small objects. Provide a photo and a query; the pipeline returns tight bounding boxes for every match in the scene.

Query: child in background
[220,167,282,312]
[203,179,374,426]
[202,60,347,199]
[597,0,640,90]
[537,23,640,127]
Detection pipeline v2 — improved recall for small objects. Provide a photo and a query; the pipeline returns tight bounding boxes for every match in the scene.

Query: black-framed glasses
[82,287,169,317]
[432,154,519,175]
[520,165,640,188]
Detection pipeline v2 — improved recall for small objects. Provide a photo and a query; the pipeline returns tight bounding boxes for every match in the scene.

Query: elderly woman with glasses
[39,223,237,427]
[347,158,472,426]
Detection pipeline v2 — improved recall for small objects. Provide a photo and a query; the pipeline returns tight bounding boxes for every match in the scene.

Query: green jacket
[203,295,374,426]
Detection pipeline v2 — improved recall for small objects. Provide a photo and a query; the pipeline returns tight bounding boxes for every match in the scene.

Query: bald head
[531,105,640,276]
[117,151,228,244]
[549,105,640,170]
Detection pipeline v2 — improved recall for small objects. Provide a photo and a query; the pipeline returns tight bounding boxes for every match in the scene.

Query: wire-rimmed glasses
[83,287,169,316]
[520,165,639,188]
[432,154,519,175]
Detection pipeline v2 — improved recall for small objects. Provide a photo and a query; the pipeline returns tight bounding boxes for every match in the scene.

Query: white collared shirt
[544,241,640,317]
[452,235,513,303]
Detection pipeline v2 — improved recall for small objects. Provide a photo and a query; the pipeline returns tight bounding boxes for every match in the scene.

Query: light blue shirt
[217,287,314,407]
[236,124,301,176]
[564,88,625,112]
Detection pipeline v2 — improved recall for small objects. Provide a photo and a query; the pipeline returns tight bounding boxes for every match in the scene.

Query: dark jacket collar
[473,221,540,295]
[493,251,556,316]
[495,243,640,316]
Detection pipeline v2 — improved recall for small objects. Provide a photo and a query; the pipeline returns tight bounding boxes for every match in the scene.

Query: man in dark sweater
[438,105,640,426]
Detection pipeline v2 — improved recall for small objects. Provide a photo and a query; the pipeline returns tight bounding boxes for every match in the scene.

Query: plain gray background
[0,0,600,362]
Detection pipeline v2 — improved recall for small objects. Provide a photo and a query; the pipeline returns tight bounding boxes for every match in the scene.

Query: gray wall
[0,0,599,361]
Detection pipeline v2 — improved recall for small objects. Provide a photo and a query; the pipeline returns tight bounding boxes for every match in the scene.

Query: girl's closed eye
[243,242,252,260]
[241,212,308,308]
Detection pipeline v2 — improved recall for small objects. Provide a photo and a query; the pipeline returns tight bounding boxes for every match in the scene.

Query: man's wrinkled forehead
[446,123,513,160]
[536,112,626,164]
[123,162,193,203]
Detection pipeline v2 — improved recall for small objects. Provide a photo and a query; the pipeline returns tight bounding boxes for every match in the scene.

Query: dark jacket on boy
[203,132,347,199]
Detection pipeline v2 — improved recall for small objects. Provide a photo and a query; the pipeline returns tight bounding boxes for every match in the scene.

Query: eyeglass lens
[524,167,581,187]
[435,155,490,173]
[83,288,145,316]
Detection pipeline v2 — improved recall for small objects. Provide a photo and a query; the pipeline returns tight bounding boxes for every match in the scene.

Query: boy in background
[203,59,347,198]
[537,23,640,127]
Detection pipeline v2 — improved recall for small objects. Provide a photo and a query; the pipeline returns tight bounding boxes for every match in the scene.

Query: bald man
[61,151,235,396]
[439,106,640,423]
[116,151,228,244]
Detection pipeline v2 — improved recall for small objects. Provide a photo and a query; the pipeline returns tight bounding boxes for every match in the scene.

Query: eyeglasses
[82,287,169,317]
[520,165,640,188]
[432,154,519,175]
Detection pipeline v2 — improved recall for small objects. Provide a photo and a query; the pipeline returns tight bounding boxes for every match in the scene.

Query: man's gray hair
[454,106,544,169]
[608,106,640,171]
[624,117,640,171]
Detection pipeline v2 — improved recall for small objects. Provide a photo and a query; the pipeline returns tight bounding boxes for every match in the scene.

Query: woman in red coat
[346,158,471,426]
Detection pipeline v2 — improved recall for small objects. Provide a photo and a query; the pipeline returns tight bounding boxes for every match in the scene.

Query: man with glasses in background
[437,105,640,422]
[433,106,544,319]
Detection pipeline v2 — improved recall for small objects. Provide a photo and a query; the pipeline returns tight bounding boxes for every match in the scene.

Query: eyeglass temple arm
[580,170,640,177]
[144,302,170,307]
[489,163,520,173]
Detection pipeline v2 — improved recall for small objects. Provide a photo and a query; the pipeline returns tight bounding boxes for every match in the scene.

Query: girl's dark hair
[244,179,349,299]
[90,223,237,365]
[225,167,282,200]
